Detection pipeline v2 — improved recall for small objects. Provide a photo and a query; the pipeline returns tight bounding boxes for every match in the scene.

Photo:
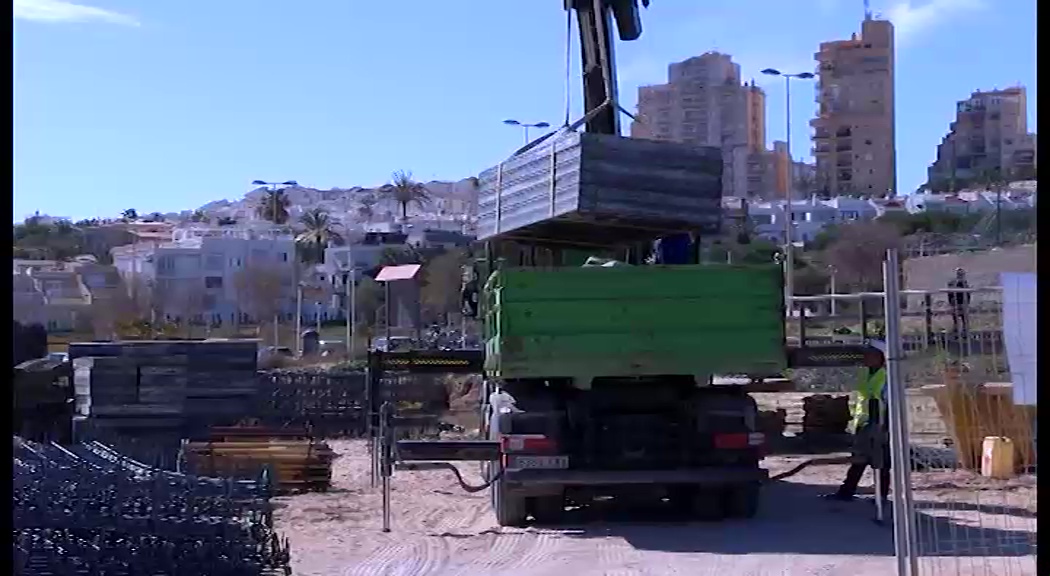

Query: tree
[190,210,208,223]
[356,195,377,223]
[295,208,344,264]
[13,218,86,261]
[383,170,431,222]
[822,221,901,291]
[380,246,422,266]
[164,283,207,337]
[421,248,469,323]
[121,208,138,222]
[256,189,291,225]
[233,264,287,344]
[145,212,165,222]
[794,170,815,199]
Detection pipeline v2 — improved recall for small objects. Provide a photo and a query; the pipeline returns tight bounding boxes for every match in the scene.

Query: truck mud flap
[503,467,768,486]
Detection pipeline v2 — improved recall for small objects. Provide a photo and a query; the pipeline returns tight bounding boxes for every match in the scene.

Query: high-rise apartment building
[631,52,773,198]
[927,86,1036,189]
[811,16,896,197]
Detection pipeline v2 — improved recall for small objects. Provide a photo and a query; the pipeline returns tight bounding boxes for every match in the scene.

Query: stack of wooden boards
[477,132,723,245]
[69,340,260,463]
[183,427,335,493]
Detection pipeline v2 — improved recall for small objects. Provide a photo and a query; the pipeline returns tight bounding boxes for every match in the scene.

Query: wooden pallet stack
[68,340,261,460]
[183,427,335,493]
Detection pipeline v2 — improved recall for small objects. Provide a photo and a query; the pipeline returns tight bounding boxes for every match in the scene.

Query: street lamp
[761,68,815,302]
[503,119,551,145]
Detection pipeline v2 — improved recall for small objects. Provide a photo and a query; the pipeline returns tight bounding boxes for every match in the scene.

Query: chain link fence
[896,281,1037,575]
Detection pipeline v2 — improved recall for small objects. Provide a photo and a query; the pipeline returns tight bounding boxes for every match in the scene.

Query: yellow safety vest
[849,367,887,433]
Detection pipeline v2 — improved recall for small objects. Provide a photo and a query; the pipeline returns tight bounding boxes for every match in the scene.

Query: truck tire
[493,477,528,527]
[724,482,761,519]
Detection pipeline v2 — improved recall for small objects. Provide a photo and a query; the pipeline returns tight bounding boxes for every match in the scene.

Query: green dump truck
[479,260,788,526]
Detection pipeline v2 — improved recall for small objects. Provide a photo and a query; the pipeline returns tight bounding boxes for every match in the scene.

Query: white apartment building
[12,259,121,332]
[737,196,880,244]
[110,225,298,325]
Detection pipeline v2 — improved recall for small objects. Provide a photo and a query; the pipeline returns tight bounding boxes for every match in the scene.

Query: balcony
[835,141,853,152]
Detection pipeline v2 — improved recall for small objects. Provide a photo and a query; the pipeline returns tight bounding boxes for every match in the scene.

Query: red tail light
[501,434,555,454]
[714,433,765,450]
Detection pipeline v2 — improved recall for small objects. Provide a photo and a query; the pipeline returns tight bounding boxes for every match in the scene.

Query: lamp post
[503,119,551,145]
[252,179,297,345]
[342,260,359,359]
[295,281,304,356]
[760,68,815,302]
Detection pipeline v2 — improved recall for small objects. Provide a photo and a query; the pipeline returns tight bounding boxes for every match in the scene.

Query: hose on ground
[765,456,852,482]
[397,461,504,493]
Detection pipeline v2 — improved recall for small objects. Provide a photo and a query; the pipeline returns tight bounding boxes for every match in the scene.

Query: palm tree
[121,208,138,222]
[295,208,344,264]
[256,189,291,225]
[383,170,431,222]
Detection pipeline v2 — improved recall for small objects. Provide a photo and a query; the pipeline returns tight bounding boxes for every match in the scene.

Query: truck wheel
[724,482,761,519]
[493,477,528,527]
[530,493,565,525]
[689,488,727,521]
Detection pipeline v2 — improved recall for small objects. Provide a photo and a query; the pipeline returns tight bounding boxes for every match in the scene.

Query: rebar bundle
[12,437,292,576]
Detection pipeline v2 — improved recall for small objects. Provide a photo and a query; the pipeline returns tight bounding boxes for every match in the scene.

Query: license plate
[507,455,569,470]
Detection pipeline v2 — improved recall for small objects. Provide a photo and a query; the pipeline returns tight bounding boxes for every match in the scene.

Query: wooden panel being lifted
[477,132,723,246]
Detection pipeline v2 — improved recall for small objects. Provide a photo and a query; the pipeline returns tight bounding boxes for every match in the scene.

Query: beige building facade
[811,17,896,197]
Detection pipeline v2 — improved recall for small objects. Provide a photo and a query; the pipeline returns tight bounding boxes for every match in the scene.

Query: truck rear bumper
[504,466,768,487]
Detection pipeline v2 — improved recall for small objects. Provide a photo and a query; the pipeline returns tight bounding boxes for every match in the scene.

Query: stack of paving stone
[69,340,261,463]
[801,394,852,436]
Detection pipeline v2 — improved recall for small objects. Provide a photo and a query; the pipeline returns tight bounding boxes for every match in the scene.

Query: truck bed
[483,264,787,382]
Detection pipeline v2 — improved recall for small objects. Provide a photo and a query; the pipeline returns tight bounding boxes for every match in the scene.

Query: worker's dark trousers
[837,445,891,500]
[951,310,969,337]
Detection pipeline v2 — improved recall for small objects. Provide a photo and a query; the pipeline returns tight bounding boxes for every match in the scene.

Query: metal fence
[253,366,453,440]
[256,370,370,437]
[883,251,1037,576]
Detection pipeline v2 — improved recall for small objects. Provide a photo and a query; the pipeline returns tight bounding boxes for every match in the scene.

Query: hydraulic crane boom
[565,0,649,136]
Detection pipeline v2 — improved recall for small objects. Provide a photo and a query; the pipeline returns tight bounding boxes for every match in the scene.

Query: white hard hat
[867,339,887,354]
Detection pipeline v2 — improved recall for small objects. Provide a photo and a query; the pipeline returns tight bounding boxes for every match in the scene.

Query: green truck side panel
[483,264,787,380]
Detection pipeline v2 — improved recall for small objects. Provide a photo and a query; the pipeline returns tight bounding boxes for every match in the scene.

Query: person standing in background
[948,267,971,338]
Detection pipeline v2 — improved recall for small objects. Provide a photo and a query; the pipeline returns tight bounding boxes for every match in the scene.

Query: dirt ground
[273,440,1036,576]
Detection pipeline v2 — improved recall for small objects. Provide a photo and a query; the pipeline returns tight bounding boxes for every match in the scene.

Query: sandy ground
[273,440,1036,576]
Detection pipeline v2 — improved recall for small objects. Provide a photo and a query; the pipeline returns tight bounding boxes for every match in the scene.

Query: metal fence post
[884,249,920,576]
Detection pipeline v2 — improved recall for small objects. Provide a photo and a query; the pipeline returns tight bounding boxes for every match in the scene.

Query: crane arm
[565,0,649,136]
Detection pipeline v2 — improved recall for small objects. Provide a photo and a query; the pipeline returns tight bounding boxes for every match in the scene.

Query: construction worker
[823,342,890,502]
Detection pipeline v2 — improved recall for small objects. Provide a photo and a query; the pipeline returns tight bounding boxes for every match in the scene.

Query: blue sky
[14,0,1036,221]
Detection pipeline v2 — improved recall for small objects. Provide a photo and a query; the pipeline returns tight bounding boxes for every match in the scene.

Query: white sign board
[1000,273,1037,405]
